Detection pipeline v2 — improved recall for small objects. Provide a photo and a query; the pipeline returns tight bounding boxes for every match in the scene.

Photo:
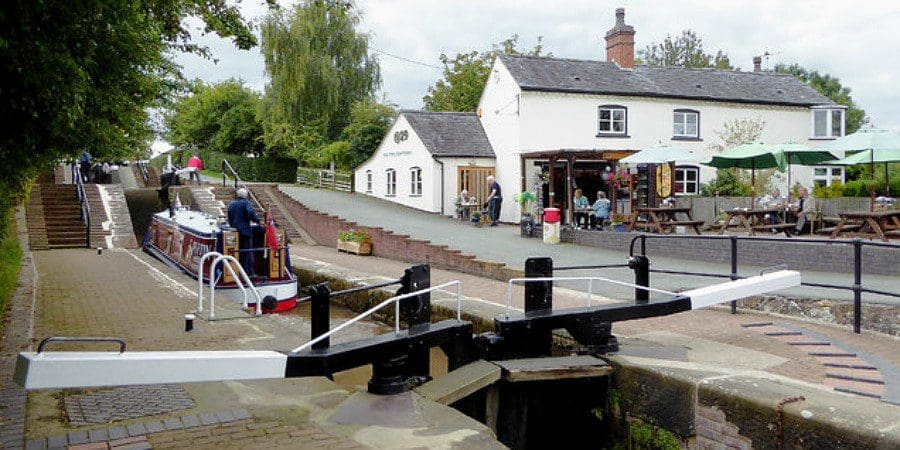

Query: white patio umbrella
[815,127,900,210]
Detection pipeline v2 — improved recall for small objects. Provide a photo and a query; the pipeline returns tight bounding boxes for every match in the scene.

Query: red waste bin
[543,208,560,223]
[543,208,561,244]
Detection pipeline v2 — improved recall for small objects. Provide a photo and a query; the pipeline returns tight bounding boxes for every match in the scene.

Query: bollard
[184,314,195,332]
[309,283,331,350]
[629,254,650,304]
[97,247,102,255]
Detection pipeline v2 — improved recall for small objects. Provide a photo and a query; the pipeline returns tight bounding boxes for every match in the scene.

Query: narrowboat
[143,205,299,313]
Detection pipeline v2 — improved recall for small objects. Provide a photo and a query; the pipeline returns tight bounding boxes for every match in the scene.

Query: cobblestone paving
[64,385,196,427]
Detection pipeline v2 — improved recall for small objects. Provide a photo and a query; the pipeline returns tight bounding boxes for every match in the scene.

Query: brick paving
[64,385,195,427]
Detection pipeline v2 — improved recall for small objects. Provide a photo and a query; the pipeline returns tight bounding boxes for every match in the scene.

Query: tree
[0,0,266,235]
[637,30,732,69]
[342,98,397,169]
[423,35,549,112]
[165,80,265,156]
[701,118,767,196]
[774,63,868,134]
[260,0,380,152]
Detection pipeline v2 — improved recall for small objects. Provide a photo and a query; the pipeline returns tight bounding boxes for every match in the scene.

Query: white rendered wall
[354,115,438,213]
[436,157,497,216]
[478,59,523,222]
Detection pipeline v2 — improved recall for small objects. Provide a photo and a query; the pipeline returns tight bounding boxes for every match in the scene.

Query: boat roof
[153,209,225,235]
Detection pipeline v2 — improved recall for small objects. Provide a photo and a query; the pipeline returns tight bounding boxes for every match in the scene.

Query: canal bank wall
[293,255,900,449]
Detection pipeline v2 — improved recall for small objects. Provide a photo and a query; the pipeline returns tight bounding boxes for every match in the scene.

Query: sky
[157,0,900,152]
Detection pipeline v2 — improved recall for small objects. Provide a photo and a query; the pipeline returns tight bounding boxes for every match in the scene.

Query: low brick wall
[568,229,899,276]
[273,189,523,282]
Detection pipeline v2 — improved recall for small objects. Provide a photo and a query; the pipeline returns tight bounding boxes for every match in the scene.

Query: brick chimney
[753,56,762,72]
[605,7,636,68]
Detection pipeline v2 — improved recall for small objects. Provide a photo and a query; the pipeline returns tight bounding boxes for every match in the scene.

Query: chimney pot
[605,7,636,68]
[753,56,762,72]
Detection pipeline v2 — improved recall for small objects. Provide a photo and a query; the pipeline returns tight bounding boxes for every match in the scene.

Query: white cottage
[354,111,495,215]
[358,8,847,223]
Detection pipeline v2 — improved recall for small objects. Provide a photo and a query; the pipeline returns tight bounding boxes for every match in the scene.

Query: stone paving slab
[64,385,196,426]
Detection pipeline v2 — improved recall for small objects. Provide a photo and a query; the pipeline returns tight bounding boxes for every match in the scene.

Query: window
[597,105,627,136]
[674,166,700,195]
[811,107,845,139]
[409,167,422,196]
[365,170,373,193]
[672,109,699,139]
[385,169,396,196]
[812,166,844,187]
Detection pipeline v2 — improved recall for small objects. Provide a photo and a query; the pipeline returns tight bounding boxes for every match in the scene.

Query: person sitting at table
[592,191,611,229]
[573,188,590,229]
[457,189,470,219]
[792,187,817,235]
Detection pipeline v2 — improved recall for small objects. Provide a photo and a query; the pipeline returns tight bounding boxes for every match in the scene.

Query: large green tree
[0,0,266,234]
[342,98,397,169]
[423,35,549,112]
[774,63,868,134]
[166,80,265,156]
[260,0,380,161]
[637,30,732,69]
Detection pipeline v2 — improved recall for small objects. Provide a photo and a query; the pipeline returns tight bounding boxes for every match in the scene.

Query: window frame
[409,166,422,197]
[812,166,844,187]
[385,168,396,197]
[596,104,628,137]
[674,166,700,196]
[810,107,846,140]
[365,170,373,193]
[672,109,701,141]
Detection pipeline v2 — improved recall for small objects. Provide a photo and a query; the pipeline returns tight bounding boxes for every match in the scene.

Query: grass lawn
[0,216,23,329]
[201,169,232,181]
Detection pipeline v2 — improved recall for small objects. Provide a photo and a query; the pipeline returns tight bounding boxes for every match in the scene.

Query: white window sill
[809,136,838,140]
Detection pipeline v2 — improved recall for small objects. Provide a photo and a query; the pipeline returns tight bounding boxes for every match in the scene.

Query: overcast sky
[162,0,900,150]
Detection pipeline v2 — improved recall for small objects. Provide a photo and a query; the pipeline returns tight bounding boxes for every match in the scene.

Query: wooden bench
[817,224,862,235]
[751,223,795,236]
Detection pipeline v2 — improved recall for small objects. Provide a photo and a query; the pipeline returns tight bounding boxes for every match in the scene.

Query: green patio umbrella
[815,127,900,209]
[706,142,787,207]
[777,143,838,202]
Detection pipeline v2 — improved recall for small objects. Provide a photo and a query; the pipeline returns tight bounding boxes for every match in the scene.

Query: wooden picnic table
[719,208,795,237]
[826,210,900,242]
[627,206,703,234]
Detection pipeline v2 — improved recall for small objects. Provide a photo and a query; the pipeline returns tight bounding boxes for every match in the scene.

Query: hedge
[150,149,298,183]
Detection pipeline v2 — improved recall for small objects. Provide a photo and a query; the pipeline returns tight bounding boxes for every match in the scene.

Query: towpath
[280,186,899,305]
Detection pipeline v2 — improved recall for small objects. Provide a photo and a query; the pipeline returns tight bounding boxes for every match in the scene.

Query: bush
[0,214,23,328]
[150,149,298,183]
[813,182,845,199]
[842,178,900,197]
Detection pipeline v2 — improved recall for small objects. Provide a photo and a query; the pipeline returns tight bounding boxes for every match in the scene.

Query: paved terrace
[280,186,899,306]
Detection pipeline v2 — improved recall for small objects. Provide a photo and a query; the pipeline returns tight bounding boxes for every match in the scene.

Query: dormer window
[811,106,845,139]
[597,105,628,137]
[672,109,700,140]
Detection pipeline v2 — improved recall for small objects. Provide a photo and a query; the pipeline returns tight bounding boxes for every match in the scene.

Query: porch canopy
[519,148,636,224]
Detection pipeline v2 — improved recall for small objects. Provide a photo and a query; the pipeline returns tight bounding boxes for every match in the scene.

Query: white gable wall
[354,115,438,213]
[478,59,523,222]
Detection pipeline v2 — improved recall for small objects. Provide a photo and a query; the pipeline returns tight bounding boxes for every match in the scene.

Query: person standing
[186,153,204,186]
[79,150,92,182]
[227,188,261,276]
[485,175,502,227]
[792,187,816,235]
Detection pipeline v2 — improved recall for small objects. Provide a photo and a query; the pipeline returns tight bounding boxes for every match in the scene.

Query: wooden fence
[296,167,353,192]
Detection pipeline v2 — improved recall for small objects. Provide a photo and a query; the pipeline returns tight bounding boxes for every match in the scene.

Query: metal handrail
[221,159,264,213]
[505,276,679,319]
[292,280,462,354]
[198,252,263,318]
[136,161,150,185]
[72,163,91,248]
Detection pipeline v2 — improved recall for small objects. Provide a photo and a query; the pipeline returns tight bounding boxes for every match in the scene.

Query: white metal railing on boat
[291,280,462,354]
[198,251,262,318]
[505,276,678,319]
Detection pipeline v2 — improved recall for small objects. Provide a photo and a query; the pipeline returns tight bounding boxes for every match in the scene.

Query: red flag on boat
[264,211,279,252]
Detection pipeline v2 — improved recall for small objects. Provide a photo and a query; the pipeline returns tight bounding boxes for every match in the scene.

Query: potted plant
[610,214,630,232]
[337,229,372,255]
[471,211,483,227]
[514,191,538,237]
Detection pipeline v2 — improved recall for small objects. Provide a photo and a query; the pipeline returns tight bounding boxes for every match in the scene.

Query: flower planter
[337,240,371,255]
[613,224,628,232]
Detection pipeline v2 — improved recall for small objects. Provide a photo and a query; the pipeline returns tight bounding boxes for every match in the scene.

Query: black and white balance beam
[14,270,800,390]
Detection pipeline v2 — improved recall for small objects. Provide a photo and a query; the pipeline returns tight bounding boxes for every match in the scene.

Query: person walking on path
[227,188,261,276]
[79,150,92,182]
[792,187,817,235]
[484,175,502,227]
[186,153,204,186]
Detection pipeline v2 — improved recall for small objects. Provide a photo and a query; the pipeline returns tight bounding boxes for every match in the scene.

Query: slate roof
[402,111,495,157]
[499,54,834,107]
